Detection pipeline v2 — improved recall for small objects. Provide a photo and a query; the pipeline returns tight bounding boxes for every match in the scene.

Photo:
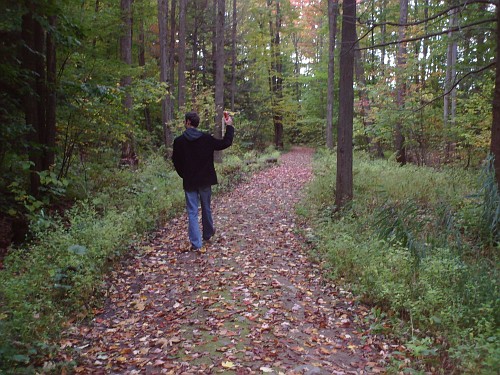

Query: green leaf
[68,245,88,255]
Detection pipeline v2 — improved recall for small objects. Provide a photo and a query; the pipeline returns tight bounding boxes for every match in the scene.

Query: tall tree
[119,0,138,166]
[492,3,500,187]
[214,0,226,161]
[158,0,173,155]
[326,0,339,150]
[335,0,355,209]
[178,0,187,109]
[268,0,284,149]
[230,0,237,111]
[395,0,408,165]
[21,3,57,195]
[444,1,458,158]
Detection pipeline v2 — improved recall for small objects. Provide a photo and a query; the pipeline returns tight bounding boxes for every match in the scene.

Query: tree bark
[45,13,57,171]
[120,0,137,166]
[230,0,237,111]
[169,0,177,113]
[138,7,152,132]
[335,0,355,209]
[214,0,225,162]
[22,9,42,195]
[326,0,338,150]
[395,0,408,165]
[444,1,458,159]
[158,0,173,156]
[491,3,500,187]
[268,0,284,149]
[178,0,187,109]
[354,39,383,158]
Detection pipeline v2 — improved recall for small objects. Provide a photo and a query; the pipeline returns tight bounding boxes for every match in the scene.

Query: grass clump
[302,149,499,374]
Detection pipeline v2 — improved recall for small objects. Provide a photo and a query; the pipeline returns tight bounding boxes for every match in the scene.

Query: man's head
[185,112,200,128]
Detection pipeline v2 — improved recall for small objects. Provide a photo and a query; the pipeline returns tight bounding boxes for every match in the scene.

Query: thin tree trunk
[491,4,500,187]
[138,8,152,132]
[230,0,237,111]
[158,0,173,155]
[120,0,137,166]
[169,0,177,114]
[354,39,383,158]
[178,0,187,109]
[214,0,225,162]
[268,0,284,149]
[395,0,408,165]
[326,0,338,150]
[191,1,199,107]
[45,13,57,171]
[335,0,355,209]
[444,1,458,159]
[22,9,42,195]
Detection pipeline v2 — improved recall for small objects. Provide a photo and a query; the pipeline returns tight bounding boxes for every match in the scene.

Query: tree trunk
[326,0,338,150]
[191,1,199,107]
[214,0,225,162]
[395,0,408,165]
[138,8,152,132]
[491,3,500,187]
[169,0,177,114]
[44,13,57,171]
[354,39,383,158]
[120,0,137,166]
[178,0,187,109]
[22,9,42,195]
[158,0,173,156]
[444,1,458,159]
[268,0,284,150]
[230,0,237,111]
[335,0,355,209]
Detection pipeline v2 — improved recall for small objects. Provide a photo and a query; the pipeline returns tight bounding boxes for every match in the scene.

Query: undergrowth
[0,147,279,373]
[301,149,499,374]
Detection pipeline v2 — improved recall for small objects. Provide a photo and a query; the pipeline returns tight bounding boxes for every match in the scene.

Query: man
[172,111,234,251]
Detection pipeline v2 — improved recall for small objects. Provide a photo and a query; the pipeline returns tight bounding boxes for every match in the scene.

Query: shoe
[203,229,216,242]
[193,246,206,254]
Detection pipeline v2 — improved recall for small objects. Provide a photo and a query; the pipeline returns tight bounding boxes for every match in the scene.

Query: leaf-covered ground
[65,147,405,374]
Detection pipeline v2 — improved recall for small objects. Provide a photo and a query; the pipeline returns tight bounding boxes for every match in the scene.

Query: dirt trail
[67,147,396,374]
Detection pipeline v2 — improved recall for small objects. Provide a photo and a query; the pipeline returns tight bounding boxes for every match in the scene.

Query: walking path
[67,147,399,374]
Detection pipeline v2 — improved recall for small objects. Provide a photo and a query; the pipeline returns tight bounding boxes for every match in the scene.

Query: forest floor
[64,147,406,374]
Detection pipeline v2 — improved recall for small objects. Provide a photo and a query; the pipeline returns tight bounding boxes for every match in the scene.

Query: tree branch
[357,18,496,51]
[414,62,495,112]
[356,0,497,48]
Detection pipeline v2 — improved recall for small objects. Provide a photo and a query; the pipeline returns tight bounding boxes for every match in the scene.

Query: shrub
[302,149,499,373]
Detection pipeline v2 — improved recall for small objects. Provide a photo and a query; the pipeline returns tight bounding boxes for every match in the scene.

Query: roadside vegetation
[0,145,280,373]
[301,149,499,374]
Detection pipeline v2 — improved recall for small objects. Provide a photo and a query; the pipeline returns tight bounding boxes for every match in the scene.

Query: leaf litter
[63,147,407,374]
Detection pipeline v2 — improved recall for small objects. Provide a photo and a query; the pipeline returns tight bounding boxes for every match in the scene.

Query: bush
[302,149,499,373]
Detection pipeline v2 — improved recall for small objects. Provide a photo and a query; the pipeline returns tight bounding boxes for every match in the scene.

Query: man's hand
[223,111,234,126]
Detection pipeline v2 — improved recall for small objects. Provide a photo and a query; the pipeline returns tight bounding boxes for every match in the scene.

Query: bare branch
[413,62,495,112]
[356,0,497,48]
[357,18,496,51]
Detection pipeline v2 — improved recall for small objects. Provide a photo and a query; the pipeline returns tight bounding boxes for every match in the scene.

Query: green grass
[301,149,499,374]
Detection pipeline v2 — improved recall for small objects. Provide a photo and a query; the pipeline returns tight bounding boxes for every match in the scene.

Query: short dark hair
[185,112,200,128]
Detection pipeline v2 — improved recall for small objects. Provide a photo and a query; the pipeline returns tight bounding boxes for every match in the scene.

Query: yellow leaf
[116,356,127,362]
[222,361,235,368]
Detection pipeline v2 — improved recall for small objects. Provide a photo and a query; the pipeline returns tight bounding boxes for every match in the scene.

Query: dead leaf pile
[63,147,407,374]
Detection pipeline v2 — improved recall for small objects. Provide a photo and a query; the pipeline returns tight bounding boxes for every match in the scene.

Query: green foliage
[302,150,499,373]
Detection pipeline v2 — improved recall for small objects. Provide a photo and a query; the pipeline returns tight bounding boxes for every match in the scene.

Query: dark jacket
[172,125,234,191]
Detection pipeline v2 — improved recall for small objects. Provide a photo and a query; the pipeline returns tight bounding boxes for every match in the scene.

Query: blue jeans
[184,186,215,249]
